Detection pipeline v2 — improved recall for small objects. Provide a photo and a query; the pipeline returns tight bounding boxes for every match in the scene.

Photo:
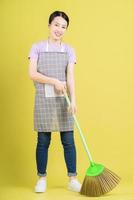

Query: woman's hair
[49,11,69,27]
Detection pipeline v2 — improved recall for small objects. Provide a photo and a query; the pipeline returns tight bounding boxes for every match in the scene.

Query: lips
[55,32,62,37]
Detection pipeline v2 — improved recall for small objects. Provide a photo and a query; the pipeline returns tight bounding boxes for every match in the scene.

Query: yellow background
[0,0,133,199]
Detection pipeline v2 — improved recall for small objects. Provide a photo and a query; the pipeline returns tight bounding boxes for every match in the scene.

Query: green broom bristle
[80,167,121,197]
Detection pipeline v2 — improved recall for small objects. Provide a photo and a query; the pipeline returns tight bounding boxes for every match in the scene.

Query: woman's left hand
[67,101,77,115]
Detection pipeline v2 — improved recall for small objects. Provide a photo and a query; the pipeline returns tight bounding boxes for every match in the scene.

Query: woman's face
[49,16,68,41]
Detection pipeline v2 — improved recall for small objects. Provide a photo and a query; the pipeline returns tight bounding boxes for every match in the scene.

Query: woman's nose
[57,27,63,33]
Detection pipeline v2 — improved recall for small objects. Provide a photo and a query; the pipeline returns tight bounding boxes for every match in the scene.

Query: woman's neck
[48,37,62,45]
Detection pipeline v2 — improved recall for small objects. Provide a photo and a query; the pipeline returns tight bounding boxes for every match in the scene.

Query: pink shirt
[28,40,76,64]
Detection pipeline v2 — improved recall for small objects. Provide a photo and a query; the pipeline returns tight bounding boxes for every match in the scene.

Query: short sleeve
[28,43,38,60]
[68,46,76,64]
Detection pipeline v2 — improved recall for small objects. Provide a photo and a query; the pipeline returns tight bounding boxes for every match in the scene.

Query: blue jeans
[36,131,77,177]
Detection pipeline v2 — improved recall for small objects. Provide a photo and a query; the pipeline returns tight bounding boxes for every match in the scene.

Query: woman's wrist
[71,96,76,104]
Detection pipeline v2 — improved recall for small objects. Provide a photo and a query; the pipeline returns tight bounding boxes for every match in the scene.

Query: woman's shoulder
[31,40,47,50]
[63,42,75,51]
[63,42,76,58]
[63,42,76,64]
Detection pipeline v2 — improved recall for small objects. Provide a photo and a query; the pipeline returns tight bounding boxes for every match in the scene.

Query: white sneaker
[35,178,47,193]
[68,179,82,192]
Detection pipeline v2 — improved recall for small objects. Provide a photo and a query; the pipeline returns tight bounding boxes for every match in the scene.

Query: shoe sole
[68,186,81,193]
[35,187,46,193]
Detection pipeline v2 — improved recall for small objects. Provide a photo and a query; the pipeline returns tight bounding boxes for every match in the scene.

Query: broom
[64,93,121,197]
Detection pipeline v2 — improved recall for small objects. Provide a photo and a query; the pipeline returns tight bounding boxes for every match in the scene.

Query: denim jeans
[36,131,77,177]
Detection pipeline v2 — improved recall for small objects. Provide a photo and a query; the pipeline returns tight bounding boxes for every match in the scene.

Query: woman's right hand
[54,79,66,94]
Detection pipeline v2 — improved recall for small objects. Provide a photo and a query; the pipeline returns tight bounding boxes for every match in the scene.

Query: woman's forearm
[29,59,56,85]
[30,71,56,85]
[67,64,76,103]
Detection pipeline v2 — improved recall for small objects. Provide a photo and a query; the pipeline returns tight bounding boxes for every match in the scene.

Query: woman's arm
[29,58,56,84]
[67,63,77,114]
[28,58,66,93]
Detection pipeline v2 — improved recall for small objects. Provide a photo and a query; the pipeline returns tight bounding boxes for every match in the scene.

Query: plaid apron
[33,42,74,132]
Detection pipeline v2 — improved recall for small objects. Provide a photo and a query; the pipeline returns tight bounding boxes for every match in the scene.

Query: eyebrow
[54,21,67,27]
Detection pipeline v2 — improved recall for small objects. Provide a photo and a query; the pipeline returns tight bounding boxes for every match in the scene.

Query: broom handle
[64,93,94,166]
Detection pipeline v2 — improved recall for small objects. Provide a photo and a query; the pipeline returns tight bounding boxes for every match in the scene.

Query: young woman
[28,11,81,193]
